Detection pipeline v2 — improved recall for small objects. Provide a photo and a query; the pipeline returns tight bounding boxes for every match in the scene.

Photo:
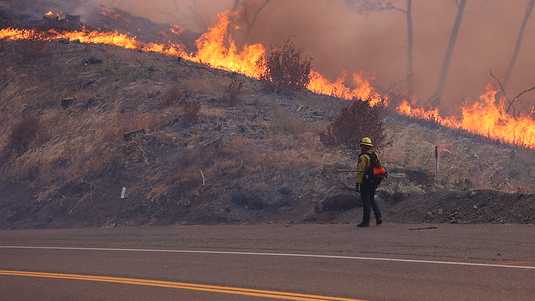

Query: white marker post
[435,145,439,184]
[121,187,127,199]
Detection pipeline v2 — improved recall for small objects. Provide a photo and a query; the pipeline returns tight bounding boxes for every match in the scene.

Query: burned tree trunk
[503,0,535,88]
[190,0,208,32]
[246,0,271,39]
[346,1,414,98]
[233,0,241,11]
[430,0,468,107]
[405,0,414,99]
[235,0,271,40]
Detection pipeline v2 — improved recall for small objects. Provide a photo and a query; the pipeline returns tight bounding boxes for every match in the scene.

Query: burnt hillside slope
[0,40,534,229]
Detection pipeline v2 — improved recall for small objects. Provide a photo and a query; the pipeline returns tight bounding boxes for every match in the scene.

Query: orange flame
[44,11,63,20]
[0,27,189,56]
[58,30,141,49]
[192,12,266,78]
[396,86,535,148]
[169,25,185,36]
[307,71,385,106]
[0,28,42,40]
[1,12,534,149]
[0,12,266,78]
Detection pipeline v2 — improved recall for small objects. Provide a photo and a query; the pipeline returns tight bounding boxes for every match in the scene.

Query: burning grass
[2,17,533,149]
[0,8,534,165]
[397,86,535,148]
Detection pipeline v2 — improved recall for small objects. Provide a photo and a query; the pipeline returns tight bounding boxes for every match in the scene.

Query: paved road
[1,224,534,300]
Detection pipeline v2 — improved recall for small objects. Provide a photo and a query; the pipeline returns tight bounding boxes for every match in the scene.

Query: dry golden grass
[200,107,226,118]
[4,108,135,181]
[147,184,168,202]
[2,37,534,221]
[270,104,306,136]
[161,86,184,108]
[182,78,225,95]
[221,132,341,175]
[219,76,244,106]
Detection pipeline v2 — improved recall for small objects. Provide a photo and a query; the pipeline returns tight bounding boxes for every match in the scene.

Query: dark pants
[360,182,382,224]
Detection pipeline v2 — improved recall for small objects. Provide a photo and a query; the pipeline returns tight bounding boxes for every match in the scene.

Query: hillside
[1,39,534,229]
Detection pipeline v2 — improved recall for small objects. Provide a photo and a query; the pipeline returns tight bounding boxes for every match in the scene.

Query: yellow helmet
[360,137,374,147]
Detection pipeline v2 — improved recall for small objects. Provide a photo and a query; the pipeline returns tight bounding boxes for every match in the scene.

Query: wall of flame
[1,11,534,149]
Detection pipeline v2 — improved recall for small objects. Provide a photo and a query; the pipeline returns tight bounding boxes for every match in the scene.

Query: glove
[355,183,360,192]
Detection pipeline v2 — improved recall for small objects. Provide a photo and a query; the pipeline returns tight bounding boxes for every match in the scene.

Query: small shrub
[132,113,161,131]
[220,76,244,106]
[181,100,201,125]
[259,40,312,92]
[271,104,305,136]
[162,87,190,108]
[7,115,40,156]
[320,99,387,150]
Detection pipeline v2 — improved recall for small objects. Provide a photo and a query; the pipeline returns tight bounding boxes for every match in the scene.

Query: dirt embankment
[0,39,534,229]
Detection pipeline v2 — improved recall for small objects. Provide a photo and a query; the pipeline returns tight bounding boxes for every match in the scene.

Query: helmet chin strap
[360,145,372,152]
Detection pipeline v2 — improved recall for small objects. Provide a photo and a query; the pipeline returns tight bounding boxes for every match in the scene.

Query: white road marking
[1,245,534,271]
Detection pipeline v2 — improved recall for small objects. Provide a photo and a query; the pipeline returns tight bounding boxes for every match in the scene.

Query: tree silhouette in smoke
[503,0,535,89]
[346,0,415,99]
[430,0,467,108]
[233,0,271,40]
[345,0,402,13]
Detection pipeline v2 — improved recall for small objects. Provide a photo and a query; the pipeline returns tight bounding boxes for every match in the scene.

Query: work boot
[376,218,383,225]
[357,222,369,228]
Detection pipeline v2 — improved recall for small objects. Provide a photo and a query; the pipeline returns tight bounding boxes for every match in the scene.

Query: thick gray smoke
[244,0,535,112]
[26,0,535,112]
[72,1,101,21]
[96,0,233,31]
[3,0,101,21]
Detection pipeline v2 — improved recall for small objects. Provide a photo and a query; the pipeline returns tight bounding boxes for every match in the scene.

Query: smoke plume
[13,0,535,113]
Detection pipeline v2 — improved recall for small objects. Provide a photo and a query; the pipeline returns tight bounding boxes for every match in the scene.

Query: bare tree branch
[489,70,535,114]
[489,69,509,99]
[189,0,208,32]
[503,0,535,88]
[346,0,406,13]
[347,1,412,98]
[507,85,535,114]
[405,0,414,98]
[235,0,271,39]
[429,0,468,107]
[232,0,241,11]
[247,0,270,36]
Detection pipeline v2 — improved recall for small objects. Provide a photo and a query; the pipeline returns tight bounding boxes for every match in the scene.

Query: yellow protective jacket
[356,152,375,185]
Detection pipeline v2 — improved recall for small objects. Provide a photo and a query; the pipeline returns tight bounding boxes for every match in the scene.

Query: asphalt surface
[1,223,535,300]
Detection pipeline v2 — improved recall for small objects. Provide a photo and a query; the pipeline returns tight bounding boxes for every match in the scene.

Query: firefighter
[355,137,383,227]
